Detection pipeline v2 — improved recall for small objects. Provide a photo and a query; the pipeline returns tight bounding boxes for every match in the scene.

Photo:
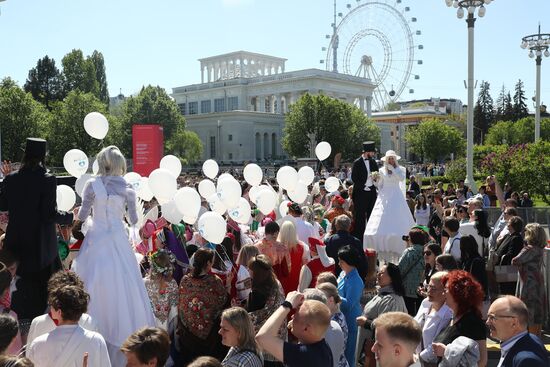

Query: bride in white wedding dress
[364,150,415,264]
[72,146,155,367]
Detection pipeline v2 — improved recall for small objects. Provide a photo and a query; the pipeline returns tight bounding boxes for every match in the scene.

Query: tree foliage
[23,56,65,110]
[165,127,203,165]
[282,93,380,161]
[512,79,529,121]
[0,80,50,161]
[473,81,494,143]
[485,117,550,145]
[480,141,550,205]
[89,51,109,105]
[46,91,111,165]
[405,118,465,163]
[494,85,514,122]
[118,85,186,157]
[61,49,99,97]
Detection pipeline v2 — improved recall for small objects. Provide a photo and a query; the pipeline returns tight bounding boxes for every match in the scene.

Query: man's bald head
[493,296,529,328]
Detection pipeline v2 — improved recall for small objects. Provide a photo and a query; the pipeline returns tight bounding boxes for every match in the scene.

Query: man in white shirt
[442,217,461,262]
[288,202,318,244]
[27,285,111,367]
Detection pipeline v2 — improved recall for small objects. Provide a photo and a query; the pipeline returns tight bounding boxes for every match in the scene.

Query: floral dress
[512,245,547,325]
[144,277,179,334]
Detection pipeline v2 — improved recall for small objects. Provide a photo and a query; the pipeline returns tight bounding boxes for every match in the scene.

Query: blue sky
[1,0,549,109]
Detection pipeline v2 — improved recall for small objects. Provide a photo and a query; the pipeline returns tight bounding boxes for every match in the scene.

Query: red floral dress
[178,273,227,339]
[280,243,305,295]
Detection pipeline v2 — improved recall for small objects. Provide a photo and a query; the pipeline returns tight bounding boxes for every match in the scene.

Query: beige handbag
[493,265,518,283]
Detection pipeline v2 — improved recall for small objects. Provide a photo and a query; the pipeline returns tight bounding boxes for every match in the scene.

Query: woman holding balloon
[71,145,156,366]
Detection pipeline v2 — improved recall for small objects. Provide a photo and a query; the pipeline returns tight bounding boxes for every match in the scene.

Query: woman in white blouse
[414,194,430,227]
[414,271,453,367]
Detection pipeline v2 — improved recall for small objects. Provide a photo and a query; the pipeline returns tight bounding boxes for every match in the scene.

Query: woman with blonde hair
[219,307,263,367]
[72,145,155,366]
[512,222,548,336]
[277,221,309,294]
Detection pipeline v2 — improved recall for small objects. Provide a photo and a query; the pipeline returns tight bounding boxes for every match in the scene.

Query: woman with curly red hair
[432,270,487,367]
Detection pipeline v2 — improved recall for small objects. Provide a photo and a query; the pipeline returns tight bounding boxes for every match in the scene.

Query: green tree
[118,85,186,157]
[23,55,65,110]
[494,84,507,122]
[0,80,51,161]
[512,79,529,121]
[485,117,550,145]
[165,127,203,165]
[473,81,494,143]
[89,51,109,105]
[47,91,110,165]
[61,49,99,96]
[503,92,514,122]
[384,101,401,111]
[484,120,514,145]
[282,94,380,161]
[405,118,466,163]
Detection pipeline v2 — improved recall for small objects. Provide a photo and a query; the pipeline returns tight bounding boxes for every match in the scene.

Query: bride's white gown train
[363,165,415,264]
[72,177,156,367]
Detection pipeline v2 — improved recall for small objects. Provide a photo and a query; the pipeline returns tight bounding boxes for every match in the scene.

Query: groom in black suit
[351,141,378,240]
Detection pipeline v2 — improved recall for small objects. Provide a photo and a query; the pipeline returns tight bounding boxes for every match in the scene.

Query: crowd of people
[0,138,547,367]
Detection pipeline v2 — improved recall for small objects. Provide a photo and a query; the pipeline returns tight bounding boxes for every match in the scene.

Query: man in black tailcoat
[351,141,378,240]
[0,138,73,331]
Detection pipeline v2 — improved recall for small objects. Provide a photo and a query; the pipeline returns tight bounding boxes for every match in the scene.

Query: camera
[402,235,410,241]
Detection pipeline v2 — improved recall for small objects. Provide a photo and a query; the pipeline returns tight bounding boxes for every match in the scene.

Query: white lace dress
[363,165,415,264]
[72,176,156,367]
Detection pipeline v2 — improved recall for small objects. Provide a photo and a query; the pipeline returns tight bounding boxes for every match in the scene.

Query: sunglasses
[423,251,432,256]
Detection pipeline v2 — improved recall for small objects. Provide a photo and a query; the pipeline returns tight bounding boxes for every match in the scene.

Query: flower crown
[149,249,176,277]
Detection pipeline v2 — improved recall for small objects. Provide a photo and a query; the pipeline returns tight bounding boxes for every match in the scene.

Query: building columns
[366,96,373,117]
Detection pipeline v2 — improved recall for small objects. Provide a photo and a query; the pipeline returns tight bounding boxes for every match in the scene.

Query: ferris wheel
[323,0,422,111]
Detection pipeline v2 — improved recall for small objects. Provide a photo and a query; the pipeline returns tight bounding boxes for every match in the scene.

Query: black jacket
[351,156,378,199]
[495,232,523,266]
[0,167,73,273]
[325,230,368,280]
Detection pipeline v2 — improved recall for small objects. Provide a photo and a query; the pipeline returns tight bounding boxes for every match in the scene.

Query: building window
[228,134,233,141]
[188,101,198,115]
[229,153,233,160]
[210,136,216,158]
[228,96,238,111]
[214,98,225,112]
[201,100,211,113]
[178,103,186,115]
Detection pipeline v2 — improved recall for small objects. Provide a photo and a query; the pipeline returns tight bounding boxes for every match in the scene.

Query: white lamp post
[445,0,493,194]
[521,25,550,142]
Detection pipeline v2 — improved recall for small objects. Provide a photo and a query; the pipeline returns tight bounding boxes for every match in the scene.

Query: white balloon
[63,149,89,178]
[124,172,142,192]
[255,188,277,215]
[75,174,93,198]
[228,198,252,224]
[83,112,109,140]
[325,177,340,192]
[182,215,198,225]
[276,166,299,191]
[138,177,154,201]
[202,159,219,179]
[208,193,227,215]
[315,141,332,161]
[298,166,315,185]
[287,182,308,204]
[160,155,182,178]
[148,168,177,204]
[217,178,242,209]
[243,164,263,186]
[174,187,201,218]
[217,173,234,183]
[161,199,184,224]
[56,185,76,212]
[198,179,216,199]
[198,211,227,244]
[91,160,99,175]
[279,200,290,217]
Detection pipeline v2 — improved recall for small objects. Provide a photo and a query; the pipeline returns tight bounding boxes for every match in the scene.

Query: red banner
[132,124,164,176]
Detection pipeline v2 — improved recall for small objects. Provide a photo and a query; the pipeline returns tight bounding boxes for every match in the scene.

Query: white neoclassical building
[172,51,376,162]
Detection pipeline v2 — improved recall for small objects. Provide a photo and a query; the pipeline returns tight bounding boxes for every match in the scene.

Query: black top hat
[24,138,47,159]
[362,141,376,152]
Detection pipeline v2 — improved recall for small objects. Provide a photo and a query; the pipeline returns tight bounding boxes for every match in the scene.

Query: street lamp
[521,24,550,142]
[445,0,493,194]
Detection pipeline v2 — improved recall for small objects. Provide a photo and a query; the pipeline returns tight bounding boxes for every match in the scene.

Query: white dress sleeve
[78,180,95,222]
